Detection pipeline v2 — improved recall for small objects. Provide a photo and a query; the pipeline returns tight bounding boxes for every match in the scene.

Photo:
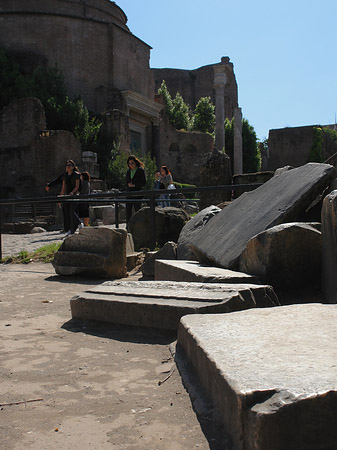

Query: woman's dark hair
[160,165,170,175]
[66,159,79,172]
[81,171,91,182]
[127,155,144,169]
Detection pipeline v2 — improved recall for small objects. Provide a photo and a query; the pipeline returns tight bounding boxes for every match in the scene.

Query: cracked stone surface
[70,281,279,330]
[177,304,337,450]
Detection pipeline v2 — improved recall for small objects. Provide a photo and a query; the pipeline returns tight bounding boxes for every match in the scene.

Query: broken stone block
[189,163,336,269]
[155,260,260,284]
[53,227,127,278]
[322,190,337,303]
[177,205,221,260]
[70,280,279,330]
[239,222,322,290]
[141,241,177,277]
[128,207,189,250]
[177,304,337,450]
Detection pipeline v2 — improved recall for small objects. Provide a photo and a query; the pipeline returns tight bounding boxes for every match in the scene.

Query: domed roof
[0,0,129,30]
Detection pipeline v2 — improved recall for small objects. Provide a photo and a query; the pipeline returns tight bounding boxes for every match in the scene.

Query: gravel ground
[1,231,68,258]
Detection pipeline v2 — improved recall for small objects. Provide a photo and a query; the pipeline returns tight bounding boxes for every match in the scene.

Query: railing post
[149,191,156,250]
[115,201,119,228]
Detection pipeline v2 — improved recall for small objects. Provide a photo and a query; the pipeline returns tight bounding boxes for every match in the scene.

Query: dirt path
[0,262,224,450]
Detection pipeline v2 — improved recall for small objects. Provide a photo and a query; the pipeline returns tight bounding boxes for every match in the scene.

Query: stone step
[155,259,260,284]
[176,304,337,450]
[70,280,279,330]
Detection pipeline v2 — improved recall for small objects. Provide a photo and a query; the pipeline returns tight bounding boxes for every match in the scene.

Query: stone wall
[152,58,238,119]
[158,115,214,186]
[0,0,153,113]
[0,98,81,198]
[267,125,337,171]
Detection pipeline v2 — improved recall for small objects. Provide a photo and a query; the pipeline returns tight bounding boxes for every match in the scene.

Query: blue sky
[116,0,337,141]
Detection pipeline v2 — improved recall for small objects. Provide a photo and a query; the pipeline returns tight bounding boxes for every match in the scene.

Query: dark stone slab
[189,163,336,269]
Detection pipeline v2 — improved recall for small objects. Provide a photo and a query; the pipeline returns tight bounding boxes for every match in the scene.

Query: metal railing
[0,183,262,258]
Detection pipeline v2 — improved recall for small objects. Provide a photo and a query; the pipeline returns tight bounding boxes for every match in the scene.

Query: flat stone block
[70,281,279,330]
[155,260,260,284]
[177,304,337,450]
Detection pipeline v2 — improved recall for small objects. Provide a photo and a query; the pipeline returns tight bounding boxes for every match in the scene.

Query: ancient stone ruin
[61,161,337,449]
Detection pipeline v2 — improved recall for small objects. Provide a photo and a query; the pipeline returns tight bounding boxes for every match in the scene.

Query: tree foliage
[192,97,215,133]
[224,117,261,173]
[242,118,261,173]
[309,127,324,163]
[0,46,101,150]
[171,92,191,130]
[46,96,101,151]
[157,80,215,133]
[323,127,337,144]
[157,80,173,120]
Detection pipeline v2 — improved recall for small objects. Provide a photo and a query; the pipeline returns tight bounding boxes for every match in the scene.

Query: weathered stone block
[189,163,336,269]
[70,280,279,330]
[128,207,189,250]
[239,222,322,290]
[177,304,337,450]
[141,241,177,277]
[155,260,260,284]
[53,227,127,278]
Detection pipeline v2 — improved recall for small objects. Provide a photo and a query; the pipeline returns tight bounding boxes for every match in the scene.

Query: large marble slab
[177,304,337,449]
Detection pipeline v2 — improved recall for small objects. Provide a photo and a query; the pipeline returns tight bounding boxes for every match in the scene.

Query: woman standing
[59,160,81,235]
[125,155,146,225]
[157,165,173,207]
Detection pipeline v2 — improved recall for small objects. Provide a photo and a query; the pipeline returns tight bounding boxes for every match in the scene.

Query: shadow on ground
[62,317,177,346]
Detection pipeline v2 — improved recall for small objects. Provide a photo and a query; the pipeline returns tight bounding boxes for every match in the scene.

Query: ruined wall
[152,59,238,118]
[0,98,81,198]
[159,116,214,186]
[0,0,153,113]
[267,125,337,171]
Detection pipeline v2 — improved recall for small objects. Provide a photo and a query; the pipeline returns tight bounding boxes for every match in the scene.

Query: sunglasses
[66,164,73,167]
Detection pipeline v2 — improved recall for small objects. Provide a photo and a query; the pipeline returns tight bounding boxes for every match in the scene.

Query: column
[233,107,243,175]
[214,66,227,151]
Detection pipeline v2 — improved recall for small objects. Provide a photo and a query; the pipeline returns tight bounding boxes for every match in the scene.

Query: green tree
[323,127,337,144]
[157,80,173,120]
[242,118,261,173]
[46,96,102,151]
[0,46,102,151]
[171,92,191,130]
[192,97,215,133]
[224,117,261,173]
